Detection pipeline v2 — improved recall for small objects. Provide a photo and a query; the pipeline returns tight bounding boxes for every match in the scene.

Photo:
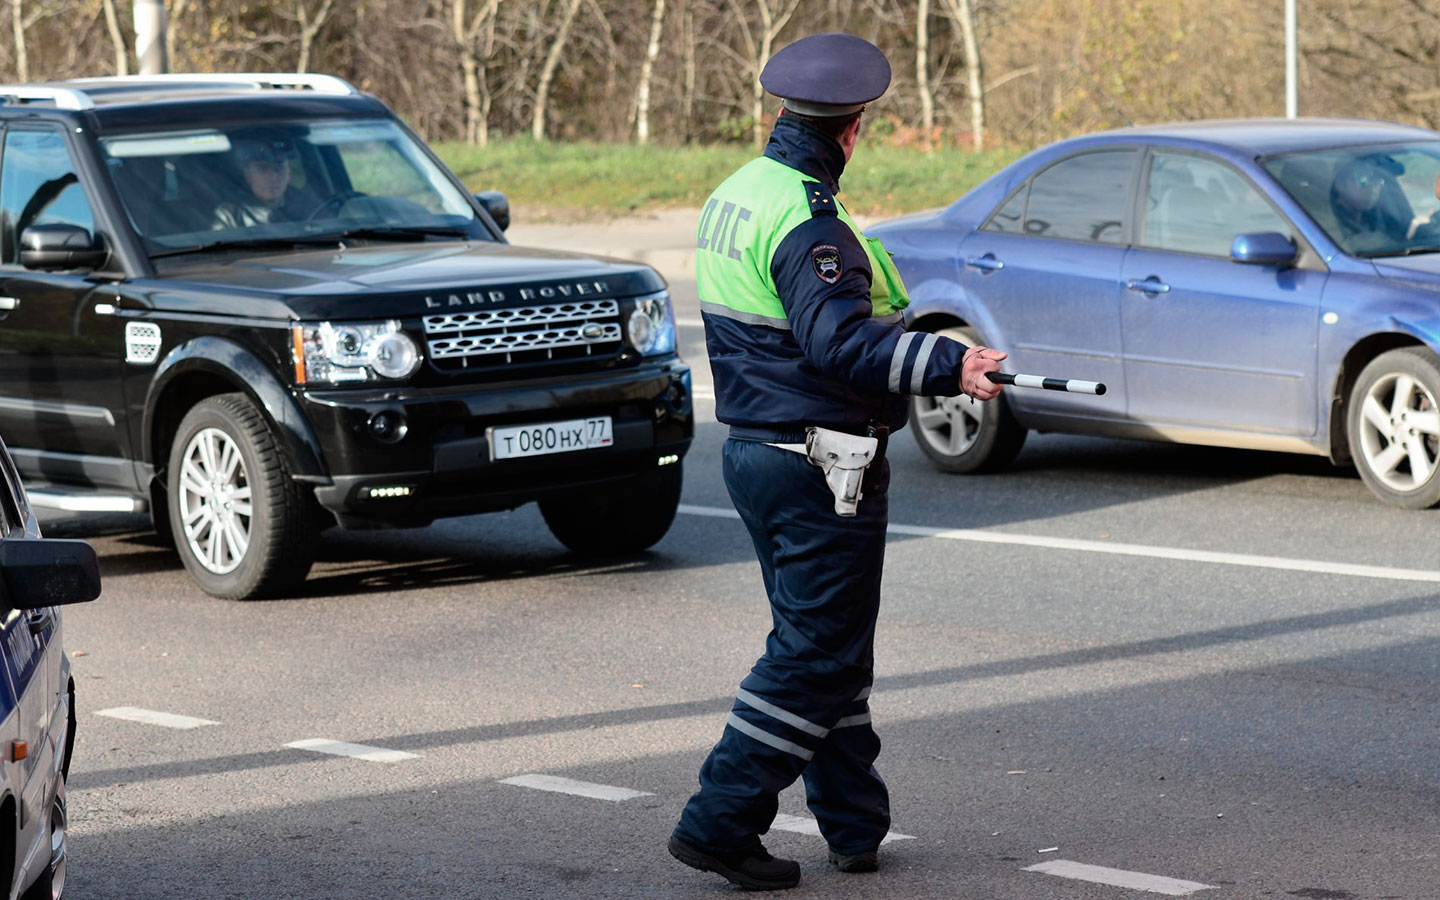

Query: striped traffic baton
[986,371,1107,395]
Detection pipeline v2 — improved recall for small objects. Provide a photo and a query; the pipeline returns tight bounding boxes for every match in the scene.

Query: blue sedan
[870,118,1440,508]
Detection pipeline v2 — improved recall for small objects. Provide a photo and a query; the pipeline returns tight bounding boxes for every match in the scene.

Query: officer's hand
[961,345,1007,401]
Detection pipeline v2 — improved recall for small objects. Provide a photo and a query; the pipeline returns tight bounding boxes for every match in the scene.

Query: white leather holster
[768,426,879,517]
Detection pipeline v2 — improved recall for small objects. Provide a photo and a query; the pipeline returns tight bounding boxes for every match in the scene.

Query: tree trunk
[532,0,583,141]
[11,0,27,83]
[635,0,666,144]
[681,0,695,137]
[750,0,799,149]
[296,0,335,74]
[102,0,128,75]
[916,0,933,134]
[165,0,192,70]
[942,0,984,150]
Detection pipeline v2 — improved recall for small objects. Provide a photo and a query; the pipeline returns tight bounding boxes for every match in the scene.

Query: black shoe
[827,848,879,873]
[668,834,801,891]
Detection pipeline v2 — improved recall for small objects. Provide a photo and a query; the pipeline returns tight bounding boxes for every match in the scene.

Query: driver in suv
[213,133,301,229]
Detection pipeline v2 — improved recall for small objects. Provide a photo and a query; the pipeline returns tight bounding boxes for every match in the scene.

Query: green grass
[433,138,1026,218]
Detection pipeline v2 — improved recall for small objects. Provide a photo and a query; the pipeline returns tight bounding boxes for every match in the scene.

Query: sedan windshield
[1263,141,1440,257]
[98,117,492,254]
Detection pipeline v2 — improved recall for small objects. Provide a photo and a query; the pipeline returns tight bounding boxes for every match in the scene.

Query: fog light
[361,485,413,499]
[657,454,680,466]
[368,410,408,443]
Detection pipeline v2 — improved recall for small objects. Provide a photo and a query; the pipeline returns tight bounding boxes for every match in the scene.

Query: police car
[0,435,100,900]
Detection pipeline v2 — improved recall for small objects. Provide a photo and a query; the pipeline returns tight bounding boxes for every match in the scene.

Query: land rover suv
[0,73,692,600]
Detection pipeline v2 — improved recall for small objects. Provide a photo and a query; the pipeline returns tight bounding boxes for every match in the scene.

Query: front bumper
[303,360,693,527]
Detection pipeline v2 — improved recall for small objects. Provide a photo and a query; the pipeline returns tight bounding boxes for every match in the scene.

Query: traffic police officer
[667,32,1008,891]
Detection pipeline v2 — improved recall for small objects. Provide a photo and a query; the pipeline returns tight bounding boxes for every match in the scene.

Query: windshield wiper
[1388,244,1440,257]
[149,236,344,259]
[329,225,473,241]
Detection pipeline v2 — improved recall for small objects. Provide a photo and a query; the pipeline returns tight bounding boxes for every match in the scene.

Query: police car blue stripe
[909,333,938,394]
[726,713,814,760]
[736,688,829,737]
[888,332,916,393]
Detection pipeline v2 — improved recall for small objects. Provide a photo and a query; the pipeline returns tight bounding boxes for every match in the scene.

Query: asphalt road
[42,216,1440,900]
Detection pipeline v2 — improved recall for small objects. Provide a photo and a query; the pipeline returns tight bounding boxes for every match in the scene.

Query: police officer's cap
[760,33,891,117]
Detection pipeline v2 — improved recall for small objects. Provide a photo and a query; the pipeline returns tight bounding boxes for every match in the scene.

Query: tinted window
[982,187,1027,233]
[1143,153,1292,256]
[1023,150,1136,244]
[0,129,96,265]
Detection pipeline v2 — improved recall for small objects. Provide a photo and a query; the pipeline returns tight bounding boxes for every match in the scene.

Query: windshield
[1262,141,1440,258]
[98,117,493,253]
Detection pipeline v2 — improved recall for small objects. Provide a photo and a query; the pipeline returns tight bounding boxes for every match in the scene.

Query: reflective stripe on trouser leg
[674,438,891,853]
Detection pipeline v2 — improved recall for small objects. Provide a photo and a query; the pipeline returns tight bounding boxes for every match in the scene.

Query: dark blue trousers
[674,437,891,856]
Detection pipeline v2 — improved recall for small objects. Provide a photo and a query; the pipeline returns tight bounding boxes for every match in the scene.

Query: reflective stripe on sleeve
[834,712,872,729]
[853,685,872,701]
[909,333,938,394]
[700,300,791,331]
[727,713,814,760]
[736,689,829,738]
[888,332,917,393]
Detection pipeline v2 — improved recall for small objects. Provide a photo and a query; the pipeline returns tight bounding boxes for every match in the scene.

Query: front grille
[423,299,623,371]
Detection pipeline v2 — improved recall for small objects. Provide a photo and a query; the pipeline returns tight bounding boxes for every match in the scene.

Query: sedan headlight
[292,320,422,384]
[627,291,676,357]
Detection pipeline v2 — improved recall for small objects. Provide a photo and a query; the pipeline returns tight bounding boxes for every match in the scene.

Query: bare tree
[290,0,335,74]
[452,0,503,145]
[916,0,934,133]
[101,0,129,75]
[531,0,583,140]
[165,0,192,70]
[940,0,984,149]
[634,0,665,143]
[725,0,800,148]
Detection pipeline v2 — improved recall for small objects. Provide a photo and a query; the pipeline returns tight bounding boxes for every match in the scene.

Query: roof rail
[0,86,92,110]
[81,73,358,95]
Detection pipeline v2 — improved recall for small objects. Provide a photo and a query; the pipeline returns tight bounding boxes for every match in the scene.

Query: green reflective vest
[695,156,910,325]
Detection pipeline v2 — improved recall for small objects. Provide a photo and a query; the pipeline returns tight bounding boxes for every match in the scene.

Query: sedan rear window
[1010,150,1137,244]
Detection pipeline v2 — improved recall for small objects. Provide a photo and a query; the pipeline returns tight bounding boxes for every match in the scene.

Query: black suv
[0,74,692,599]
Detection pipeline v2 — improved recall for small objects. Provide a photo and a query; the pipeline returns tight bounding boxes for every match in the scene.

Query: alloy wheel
[1355,371,1440,493]
[913,393,983,457]
[176,426,253,574]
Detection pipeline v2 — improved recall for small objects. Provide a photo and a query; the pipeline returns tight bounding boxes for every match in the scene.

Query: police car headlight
[292,320,423,384]
[626,291,676,357]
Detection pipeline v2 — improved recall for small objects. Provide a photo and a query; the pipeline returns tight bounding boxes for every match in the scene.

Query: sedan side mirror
[0,538,100,609]
[1231,231,1297,267]
[474,190,510,232]
[20,224,108,272]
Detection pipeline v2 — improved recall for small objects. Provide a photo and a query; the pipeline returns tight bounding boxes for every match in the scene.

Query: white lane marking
[677,504,1440,583]
[285,738,418,763]
[498,773,653,801]
[692,386,715,400]
[95,707,217,729]
[1024,860,1215,896]
[677,316,705,328]
[770,813,915,844]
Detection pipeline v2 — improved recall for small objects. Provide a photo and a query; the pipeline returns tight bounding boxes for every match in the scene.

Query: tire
[1346,347,1440,509]
[166,394,317,599]
[540,463,682,555]
[909,326,1027,474]
[18,773,65,900]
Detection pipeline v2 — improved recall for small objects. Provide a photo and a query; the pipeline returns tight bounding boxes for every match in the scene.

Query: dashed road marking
[95,707,218,729]
[499,773,653,801]
[678,504,1440,583]
[285,738,418,763]
[1024,860,1215,896]
[770,812,915,845]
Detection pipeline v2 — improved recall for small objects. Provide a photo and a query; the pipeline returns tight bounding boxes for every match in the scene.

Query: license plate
[489,416,613,460]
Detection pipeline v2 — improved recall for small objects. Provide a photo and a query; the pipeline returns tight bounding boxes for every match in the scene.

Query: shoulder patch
[810,242,843,284]
[803,180,838,217]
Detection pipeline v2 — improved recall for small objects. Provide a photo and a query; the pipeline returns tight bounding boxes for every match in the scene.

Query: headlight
[627,291,676,357]
[292,320,422,384]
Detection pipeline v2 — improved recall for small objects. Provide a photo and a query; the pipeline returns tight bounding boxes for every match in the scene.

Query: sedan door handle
[965,253,1005,272]
[1125,277,1171,295]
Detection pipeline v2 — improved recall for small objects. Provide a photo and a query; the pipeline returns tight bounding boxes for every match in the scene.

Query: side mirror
[1231,231,1297,267]
[0,538,100,609]
[474,190,510,232]
[20,224,108,271]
